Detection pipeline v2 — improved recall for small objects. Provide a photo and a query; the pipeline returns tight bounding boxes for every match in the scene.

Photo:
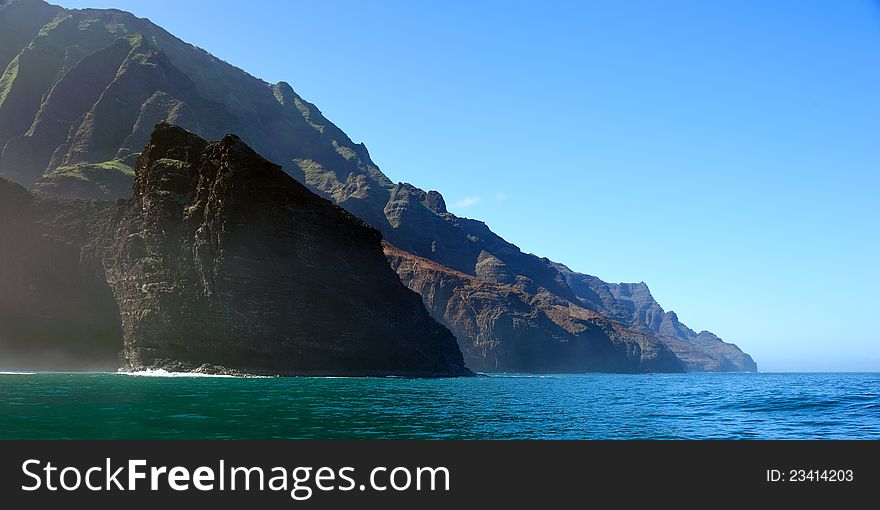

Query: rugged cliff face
[102,124,468,376]
[0,177,121,370]
[386,244,683,373]
[553,264,757,372]
[0,0,757,372]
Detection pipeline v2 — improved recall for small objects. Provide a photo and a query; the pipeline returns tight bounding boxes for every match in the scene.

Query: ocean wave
[482,374,556,379]
[118,369,238,378]
[0,371,35,375]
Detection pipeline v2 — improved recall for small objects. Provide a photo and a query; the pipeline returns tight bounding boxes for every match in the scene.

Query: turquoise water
[1,372,878,439]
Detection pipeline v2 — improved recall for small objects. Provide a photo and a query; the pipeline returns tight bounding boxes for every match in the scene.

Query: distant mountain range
[0,0,756,373]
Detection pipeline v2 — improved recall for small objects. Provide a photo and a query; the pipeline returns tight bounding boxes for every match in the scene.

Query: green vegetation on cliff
[0,0,756,372]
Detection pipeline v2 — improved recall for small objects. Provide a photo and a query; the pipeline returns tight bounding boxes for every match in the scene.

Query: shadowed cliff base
[0,178,122,370]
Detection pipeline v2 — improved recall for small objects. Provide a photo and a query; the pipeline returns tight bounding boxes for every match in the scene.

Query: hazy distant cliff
[0,178,120,370]
[0,0,756,372]
[553,264,757,372]
[386,244,684,373]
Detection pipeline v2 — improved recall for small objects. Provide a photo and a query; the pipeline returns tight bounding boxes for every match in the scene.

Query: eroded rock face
[0,178,121,370]
[104,124,469,376]
[386,244,684,373]
[553,263,758,372]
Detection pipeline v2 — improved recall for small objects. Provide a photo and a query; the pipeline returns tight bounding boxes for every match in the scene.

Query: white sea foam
[0,371,35,375]
[118,368,237,378]
[482,373,555,379]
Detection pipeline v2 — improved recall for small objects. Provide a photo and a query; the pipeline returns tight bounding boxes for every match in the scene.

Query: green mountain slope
[0,0,756,372]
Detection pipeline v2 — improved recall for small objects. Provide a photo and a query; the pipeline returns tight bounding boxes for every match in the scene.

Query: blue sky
[55,0,880,371]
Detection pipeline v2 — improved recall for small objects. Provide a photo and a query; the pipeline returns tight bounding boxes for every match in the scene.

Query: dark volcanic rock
[103,124,469,376]
[0,178,121,370]
[386,244,684,373]
[0,1,578,303]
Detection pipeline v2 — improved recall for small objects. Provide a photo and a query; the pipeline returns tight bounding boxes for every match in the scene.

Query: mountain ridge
[553,262,757,372]
[385,243,685,373]
[0,0,756,372]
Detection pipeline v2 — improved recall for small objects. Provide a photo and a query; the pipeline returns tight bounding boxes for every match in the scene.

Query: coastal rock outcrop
[553,263,758,372]
[103,124,469,376]
[386,244,684,373]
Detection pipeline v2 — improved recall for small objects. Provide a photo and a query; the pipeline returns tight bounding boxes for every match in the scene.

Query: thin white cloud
[495,191,508,201]
[454,196,481,208]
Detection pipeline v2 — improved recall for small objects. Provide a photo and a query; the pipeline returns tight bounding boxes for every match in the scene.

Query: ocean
[1,372,877,440]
